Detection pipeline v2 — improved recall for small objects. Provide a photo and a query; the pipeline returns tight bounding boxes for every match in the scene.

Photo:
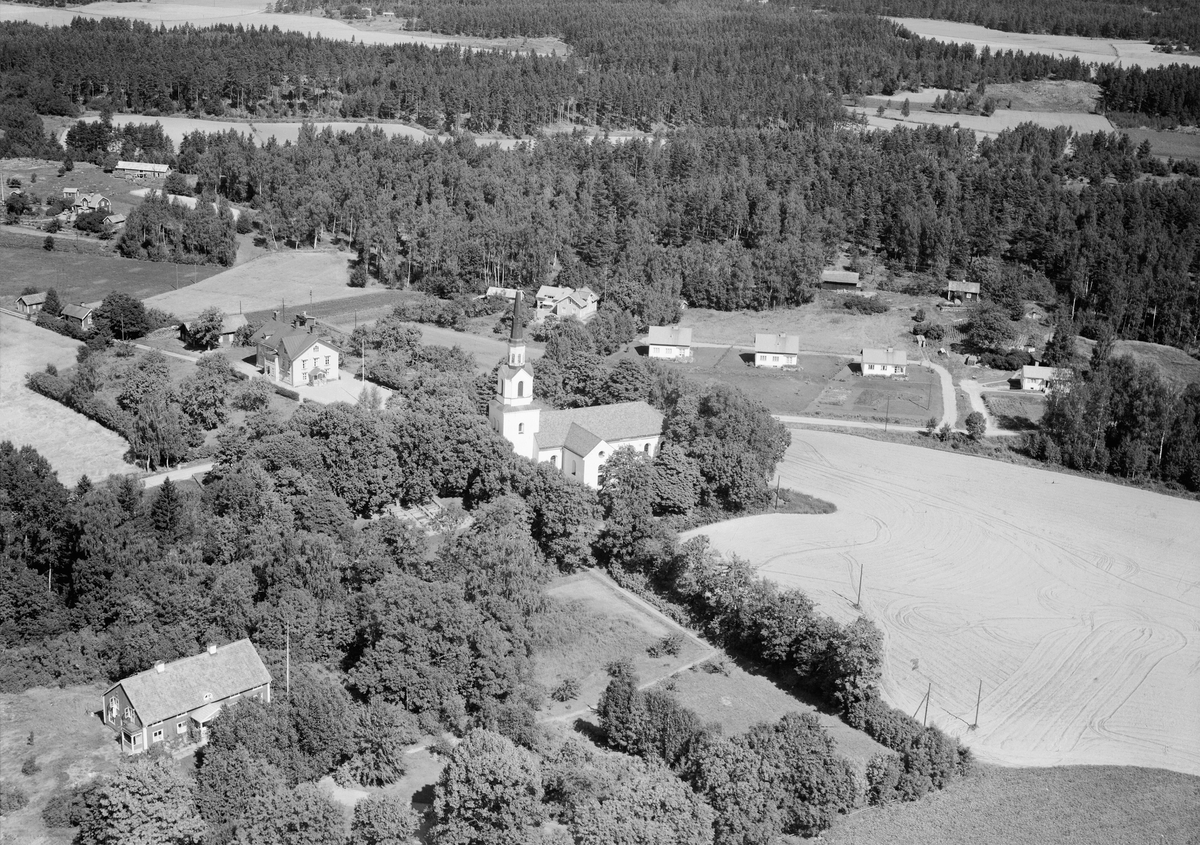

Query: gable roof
[755,333,800,355]
[76,192,108,208]
[17,292,47,306]
[821,269,861,285]
[280,333,323,360]
[647,325,692,346]
[116,161,170,173]
[103,213,126,225]
[61,303,93,319]
[948,279,981,294]
[1021,365,1068,381]
[563,422,605,457]
[536,284,572,303]
[861,347,907,366]
[220,313,248,335]
[105,639,271,727]
[536,401,664,451]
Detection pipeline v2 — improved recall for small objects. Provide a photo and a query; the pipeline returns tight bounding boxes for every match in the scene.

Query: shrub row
[35,311,85,340]
[979,349,1034,371]
[26,371,132,440]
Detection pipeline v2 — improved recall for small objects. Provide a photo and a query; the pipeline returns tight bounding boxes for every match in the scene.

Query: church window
[517,381,525,397]
[599,451,606,459]
[571,459,577,476]
[518,423,525,434]
[643,443,650,452]
[550,455,557,467]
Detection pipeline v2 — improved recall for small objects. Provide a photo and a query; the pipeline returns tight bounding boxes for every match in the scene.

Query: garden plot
[804,364,941,426]
[693,431,1200,775]
[0,313,130,485]
[142,251,356,321]
[888,17,1200,70]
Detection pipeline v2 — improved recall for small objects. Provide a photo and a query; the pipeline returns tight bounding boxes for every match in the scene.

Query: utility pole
[854,564,863,608]
[970,679,982,730]
[923,681,932,727]
[884,396,891,433]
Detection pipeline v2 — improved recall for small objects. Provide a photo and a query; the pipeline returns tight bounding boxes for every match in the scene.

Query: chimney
[207,643,218,655]
[272,310,278,321]
[154,661,166,673]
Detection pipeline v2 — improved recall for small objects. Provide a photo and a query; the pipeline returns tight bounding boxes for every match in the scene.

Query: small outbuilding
[646,325,693,361]
[821,269,862,291]
[861,347,908,377]
[754,333,800,368]
[946,279,981,303]
[61,303,95,332]
[103,213,126,227]
[16,291,47,316]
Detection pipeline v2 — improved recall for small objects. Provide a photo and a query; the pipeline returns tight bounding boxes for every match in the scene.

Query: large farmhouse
[252,315,340,387]
[102,639,271,754]
[1018,365,1070,393]
[490,293,663,488]
[535,285,599,322]
[114,161,170,181]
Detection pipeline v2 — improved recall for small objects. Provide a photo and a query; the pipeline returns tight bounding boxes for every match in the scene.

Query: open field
[824,764,1200,845]
[1121,127,1200,161]
[1099,338,1200,386]
[0,1,568,53]
[649,660,886,771]
[101,115,432,149]
[0,245,223,309]
[0,685,121,845]
[853,106,1114,139]
[805,364,941,426]
[679,298,926,355]
[648,346,847,416]
[0,314,131,485]
[535,570,714,720]
[143,251,357,321]
[889,17,1200,70]
[692,430,1200,775]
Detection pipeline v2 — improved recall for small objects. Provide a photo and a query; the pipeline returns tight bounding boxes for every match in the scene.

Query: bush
[274,384,301,401]
[235,212,252,235]
[26,371,133,439]
[551,677,580,702]
[925,323,945,341]
[647,633,684,657]
[43,235,55,251]
[21,756,40,776]
[979,349,1033,370]
[233,378,274,411]
[0,782,29,814]
[842,295,889,314]
[35,311,84,340]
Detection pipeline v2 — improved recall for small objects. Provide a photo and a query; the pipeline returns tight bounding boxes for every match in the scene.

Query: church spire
[510,291,525,341]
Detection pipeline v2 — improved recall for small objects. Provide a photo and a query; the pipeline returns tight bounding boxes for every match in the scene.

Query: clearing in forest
[692,430,1200,776]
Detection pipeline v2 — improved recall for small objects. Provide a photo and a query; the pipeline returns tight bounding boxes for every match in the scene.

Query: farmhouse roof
[116,161,170,174]
[1020,365,1068,381]
[17,292,47,306]
[220,313,248,335]
[647,325,692,347]
[537,401,664,451]
[948,279,981,294]
[755,333,800,355]
[279,333,323,360]
[61,303,93,320]
[821,269,861,285]
[76,192,107,207]
[536,284,572,302]
[568,287,598,306]
[103,213,126,225]
[104,639,271,727]
[861,347,908,366]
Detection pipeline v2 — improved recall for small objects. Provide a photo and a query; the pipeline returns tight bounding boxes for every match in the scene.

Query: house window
[324,356,330,367]
[302,359,308,370]
[109,697,118,722]
[177,721,186,735]
[773,356,779,362]
[124,707,131,720]
[152,729,163,742]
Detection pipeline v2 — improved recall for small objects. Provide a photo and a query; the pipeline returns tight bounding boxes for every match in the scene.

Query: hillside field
[692,430,1200,776]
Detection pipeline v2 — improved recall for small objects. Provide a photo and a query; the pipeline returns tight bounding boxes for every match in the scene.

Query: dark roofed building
[946,279,981,303]
[61,303,94,331]
[253,314,340,387]
[102,639,271,753]
[821,269,861,290]
[16,291,47,316]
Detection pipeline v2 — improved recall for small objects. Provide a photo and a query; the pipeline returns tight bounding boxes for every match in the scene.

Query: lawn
[650,346,846,416]
[1122,127,1200,162]
[533,570,714,721]
[983,392,1046,430]
[803,364,941,426]
[822,764,1200,845]
[0,243,223,310]
[0,685,122,845]
[649,660,886,771]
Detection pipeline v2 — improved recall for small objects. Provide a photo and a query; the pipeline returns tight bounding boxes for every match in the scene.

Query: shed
[61,303,95,331]
[821,269,862,291]
[946,279,981,303]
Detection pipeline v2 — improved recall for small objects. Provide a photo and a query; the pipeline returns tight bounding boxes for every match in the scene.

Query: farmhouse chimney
[207,643,218,655]
[154,661,165,673]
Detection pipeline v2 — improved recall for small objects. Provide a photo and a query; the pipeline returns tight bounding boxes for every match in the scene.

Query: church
[489,294,664,488]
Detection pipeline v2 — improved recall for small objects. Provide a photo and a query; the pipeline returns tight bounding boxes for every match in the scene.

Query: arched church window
[517,381,525,397]
[518,423,525,434]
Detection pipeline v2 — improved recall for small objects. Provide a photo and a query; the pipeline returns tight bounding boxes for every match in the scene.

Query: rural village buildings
[647,325,693,361]
[253,314,341,387]
[61,303,94,332]
[16,291,47,316]
[1019,364,1070,393]
[535,284,599,322]
[861,347,908,377]
[820,269,862,291]
[754,333,800,368]
[181,313,247,348]
[103,639,271,754]
[114,160,170,181]
[946,279,981,303]
[490,294,663,488]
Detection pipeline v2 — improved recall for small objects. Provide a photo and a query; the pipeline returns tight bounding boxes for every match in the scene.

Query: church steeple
[507,291,527,367]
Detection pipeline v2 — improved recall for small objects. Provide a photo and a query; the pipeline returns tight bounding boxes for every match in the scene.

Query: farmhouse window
[109,697,118,722]
[124,707,131,720]
[302,359,308,370]
[152,729,163,742]
[325,356,330,367]
[773,356,779,362]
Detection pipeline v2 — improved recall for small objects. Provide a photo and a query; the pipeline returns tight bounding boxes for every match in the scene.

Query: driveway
[960,379,1022,437]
